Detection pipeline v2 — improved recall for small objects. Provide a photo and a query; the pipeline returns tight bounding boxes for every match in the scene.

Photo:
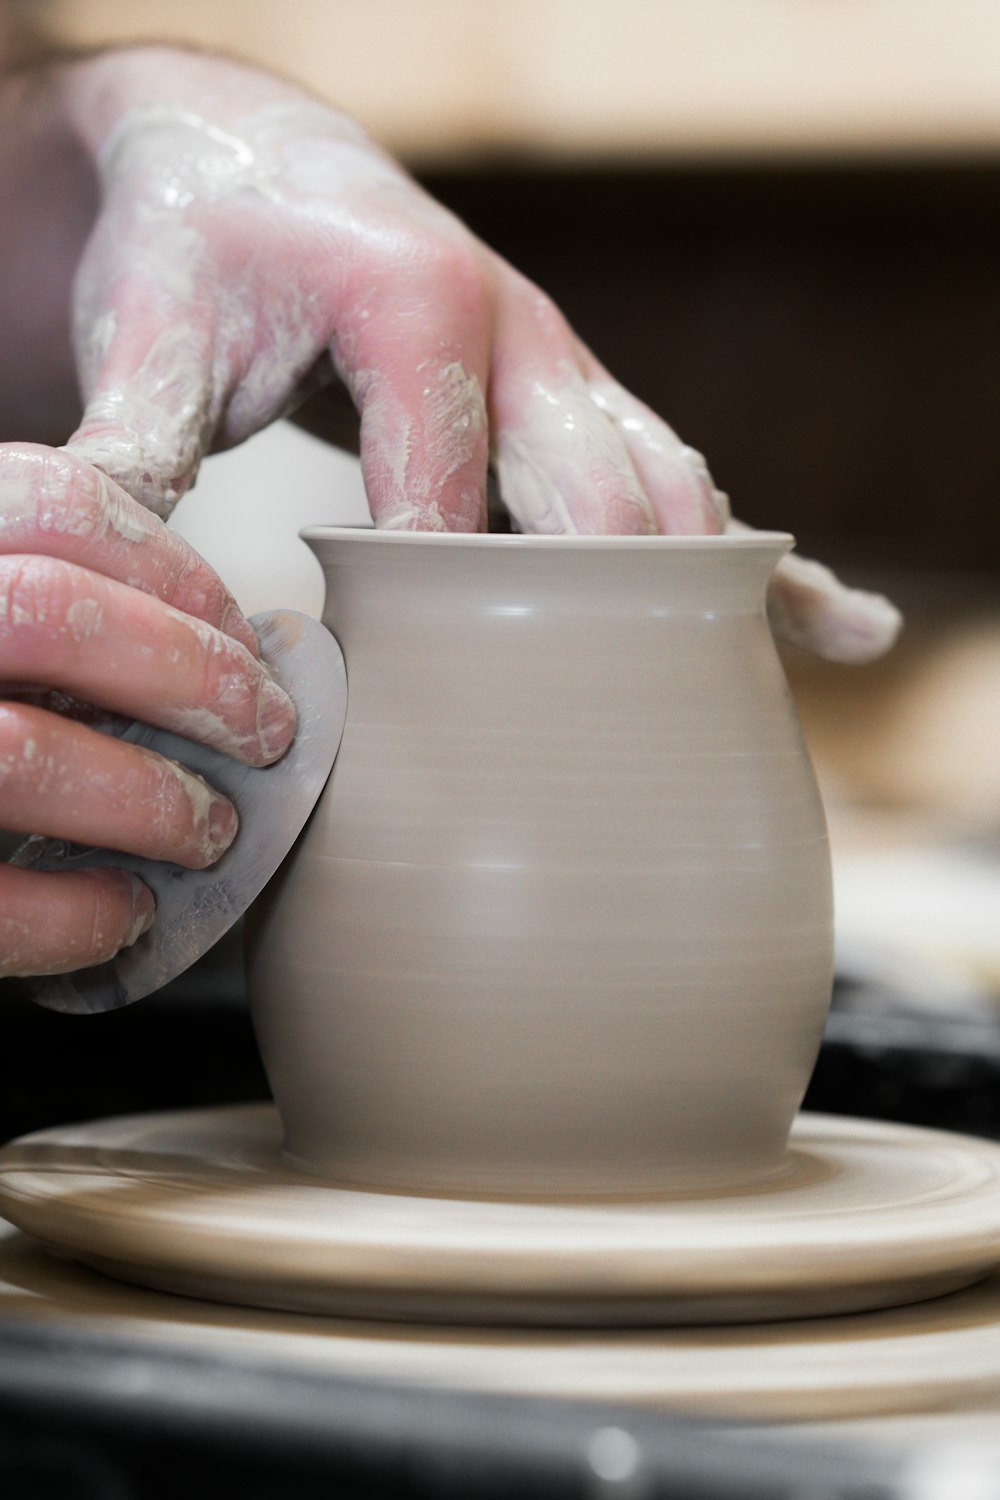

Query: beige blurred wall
[31,0,1000,165]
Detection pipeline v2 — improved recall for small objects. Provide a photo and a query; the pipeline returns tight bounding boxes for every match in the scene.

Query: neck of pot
[301,529,792,629]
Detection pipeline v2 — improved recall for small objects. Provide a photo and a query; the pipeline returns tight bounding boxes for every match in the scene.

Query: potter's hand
[57,48,898,664]
[0,444,296,978]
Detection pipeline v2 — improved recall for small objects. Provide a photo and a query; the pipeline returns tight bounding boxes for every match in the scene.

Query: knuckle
[387,228,488,304]
[428,235,485,290]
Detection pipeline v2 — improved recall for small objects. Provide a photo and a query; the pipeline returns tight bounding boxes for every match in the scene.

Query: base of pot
[2,1105,999,1327]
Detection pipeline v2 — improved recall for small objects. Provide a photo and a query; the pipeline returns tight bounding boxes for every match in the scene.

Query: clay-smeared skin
[0,445,294,978]
[56,47,899,655]
[0,45,898,977]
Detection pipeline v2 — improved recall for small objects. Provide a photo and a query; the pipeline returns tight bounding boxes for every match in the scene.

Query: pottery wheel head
[12,610,347,1016]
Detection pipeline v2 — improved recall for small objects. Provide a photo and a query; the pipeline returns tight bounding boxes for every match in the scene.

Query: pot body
[247,531,833,1196]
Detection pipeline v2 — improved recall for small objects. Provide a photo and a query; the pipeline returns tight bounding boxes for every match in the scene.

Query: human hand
[0,443,296,977]
[57,47,899,664]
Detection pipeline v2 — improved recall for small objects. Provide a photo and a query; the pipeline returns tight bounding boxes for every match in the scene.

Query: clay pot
[247,531,833,1196]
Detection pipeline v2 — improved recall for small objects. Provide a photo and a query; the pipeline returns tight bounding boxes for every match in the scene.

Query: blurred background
[5,0,1000,1128]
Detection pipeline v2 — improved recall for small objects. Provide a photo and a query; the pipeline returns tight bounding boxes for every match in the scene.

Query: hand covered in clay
[56,48,899,665]
[0,443,296,977]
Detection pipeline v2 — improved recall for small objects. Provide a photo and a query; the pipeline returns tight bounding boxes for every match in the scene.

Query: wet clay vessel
[247,531,834,1196]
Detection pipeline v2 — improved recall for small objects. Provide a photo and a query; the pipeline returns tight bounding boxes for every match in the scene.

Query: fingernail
[205,795,239,863]
[126,875,156,946]
[257,676,297,764]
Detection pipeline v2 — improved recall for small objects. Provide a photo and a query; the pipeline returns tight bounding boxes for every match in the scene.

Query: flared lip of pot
[300,526,794,553]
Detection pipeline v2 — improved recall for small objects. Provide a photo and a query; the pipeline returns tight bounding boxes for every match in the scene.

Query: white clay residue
[495,375,654,536]
[94,472,155,543]
[280,129,403,200]
[493,433,577,535]
[121,886,156,949]
[162,704,241,753]
[69,98,457,515]
[65,598,104,641]
[0,557,61,630]
[588,379,729,534]
[155,754,233,864]
[156,610,267,759]
[0,456,40,529]
[353,360,486,531]
[221,284,324,446]
[69,323,218,518]
[166,671,291,764]
[37,462,109,539]
[0,726,65,800]
[98,106,261,213]
[70,105,272,511]
[119,210,204,306]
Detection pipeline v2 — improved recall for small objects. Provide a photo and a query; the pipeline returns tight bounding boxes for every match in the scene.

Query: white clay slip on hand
[11,609,347,1014]
[2,1105,1000,1326]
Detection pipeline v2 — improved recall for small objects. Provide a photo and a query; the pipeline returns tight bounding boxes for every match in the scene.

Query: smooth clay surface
[247,532,834,1195]
[2,1105,1000,1327]
[2,1209,1000,1424]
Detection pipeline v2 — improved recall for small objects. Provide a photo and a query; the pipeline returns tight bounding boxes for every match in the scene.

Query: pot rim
[300,526,794,551]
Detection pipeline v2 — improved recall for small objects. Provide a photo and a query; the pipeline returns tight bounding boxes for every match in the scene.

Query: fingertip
[124,872,156,945]
[255,676,297,765]
[202,795,239,868]
[75,867,155,968]
[810,589,905,665]
[768,556,904,665]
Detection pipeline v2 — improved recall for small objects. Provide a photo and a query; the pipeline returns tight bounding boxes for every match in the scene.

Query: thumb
[66,284,221,518]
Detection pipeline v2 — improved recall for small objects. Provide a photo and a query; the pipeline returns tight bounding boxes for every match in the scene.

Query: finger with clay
[0,45,903,981]
[0,444,296,979]
[53,47,900,665]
